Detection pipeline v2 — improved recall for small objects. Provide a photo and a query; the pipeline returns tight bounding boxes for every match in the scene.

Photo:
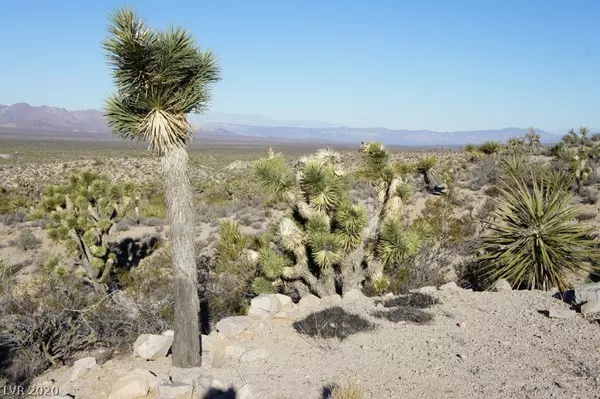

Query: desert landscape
[2,2,600,399]
[2,126,600,398]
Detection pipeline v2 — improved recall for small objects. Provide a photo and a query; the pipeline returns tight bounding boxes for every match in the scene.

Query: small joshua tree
[416,156,438,189]
[225,144,429,298]
[40,170,135,292]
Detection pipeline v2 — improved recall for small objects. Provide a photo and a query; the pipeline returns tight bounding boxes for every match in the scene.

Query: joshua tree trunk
[161,146,201,368]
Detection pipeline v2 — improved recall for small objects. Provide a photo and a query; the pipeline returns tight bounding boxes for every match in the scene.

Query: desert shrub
[479,172,599,291]
[0,213,28,227]
[416,197,475,246]
[293,307,376,340]
[0,189,30,216]
[475,197,496,220]
[387,246,449,294]
[478,141,503,155]
[323,382,364,399]
[580,187,600,204]
[468,156,502,189]
[0,262,165,387]
[13,229,42,251]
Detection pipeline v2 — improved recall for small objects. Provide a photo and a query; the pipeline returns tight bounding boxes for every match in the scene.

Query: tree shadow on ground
[202,387,237,398]
[112,235,161,270]
[293,307,376,340]
[372,292,437,324]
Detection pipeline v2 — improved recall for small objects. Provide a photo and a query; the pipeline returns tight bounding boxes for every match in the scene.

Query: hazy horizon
[1,1,599,132]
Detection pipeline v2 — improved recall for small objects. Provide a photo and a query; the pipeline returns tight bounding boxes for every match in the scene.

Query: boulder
[492,279,512,292]
[162,330,174,337]
[274,294,293,308]
[247,307,270,319]
[215,316,254,338]
[573,283,600,305]
[298,294,322,311]
[250,295,282,314]
[157,383,193,399]
[133,333,174,360]
[108,369,160,399]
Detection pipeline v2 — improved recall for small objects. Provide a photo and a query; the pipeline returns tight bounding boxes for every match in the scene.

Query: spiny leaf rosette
[41,170,136,292]
[217,144,430,298]
[479,172,599,291]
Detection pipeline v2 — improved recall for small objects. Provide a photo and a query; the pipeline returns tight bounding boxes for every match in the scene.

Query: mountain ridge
[0,102,562,145]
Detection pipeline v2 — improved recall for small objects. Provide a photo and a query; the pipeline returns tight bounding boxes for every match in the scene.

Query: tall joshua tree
[102,8,220,368]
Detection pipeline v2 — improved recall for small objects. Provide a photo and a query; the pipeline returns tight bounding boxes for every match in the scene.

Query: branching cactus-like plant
[235,144,429,298]
[40,170,135,292]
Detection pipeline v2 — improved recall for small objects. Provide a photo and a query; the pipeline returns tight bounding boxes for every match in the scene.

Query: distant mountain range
[0,102,564,145]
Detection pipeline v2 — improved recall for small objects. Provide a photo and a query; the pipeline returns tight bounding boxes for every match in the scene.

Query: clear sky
[1,0,599,131]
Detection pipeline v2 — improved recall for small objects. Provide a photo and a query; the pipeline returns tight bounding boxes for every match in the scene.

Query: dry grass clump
[13,229,42,251]
[322,381,364,399]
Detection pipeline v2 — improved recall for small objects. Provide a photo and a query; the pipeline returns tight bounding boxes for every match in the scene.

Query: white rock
[581,301,600,315]
[547,308,576,319]
[210,379,230,391]
[278,302,298,313]
[157,383,193,399]
[224,341,248,359]
[298,294,322,310]
[247,306,271,319]
[438,282,460,291]
[385,292,394,298]
[409,286,438,294]
[68,357,96,382]
[574,283,600,304]
[237,384,254,399]
[492,279,512,292]
[108,369,159,399]
[240,347,268,362]
[322,294,343,306]
[215,316,254,338]
[250,294,281,314]
[133,333,174,360]
[162,330,174,337]
[274,294,293,308]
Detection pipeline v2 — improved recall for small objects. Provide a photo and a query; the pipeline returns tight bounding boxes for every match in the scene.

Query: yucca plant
[479,172,598,291]
[478,141,503,155]
[416,156,438,188]
[102,7,220,367]
[525,127,541,150]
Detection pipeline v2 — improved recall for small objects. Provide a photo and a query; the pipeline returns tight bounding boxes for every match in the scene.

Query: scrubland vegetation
[1,125,600,396]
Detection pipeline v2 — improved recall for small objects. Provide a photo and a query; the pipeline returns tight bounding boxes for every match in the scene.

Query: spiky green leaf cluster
[377,218,428,268]
[254,154,295,201]
[480,173,599,291]
[102,7,221,154]
[478,141,503,155]
[215,219,251,273]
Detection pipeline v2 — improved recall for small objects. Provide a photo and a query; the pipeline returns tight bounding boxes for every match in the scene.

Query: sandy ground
[34,287,600,399]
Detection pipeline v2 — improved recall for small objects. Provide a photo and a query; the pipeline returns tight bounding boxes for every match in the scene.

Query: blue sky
[1,0,599,131]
